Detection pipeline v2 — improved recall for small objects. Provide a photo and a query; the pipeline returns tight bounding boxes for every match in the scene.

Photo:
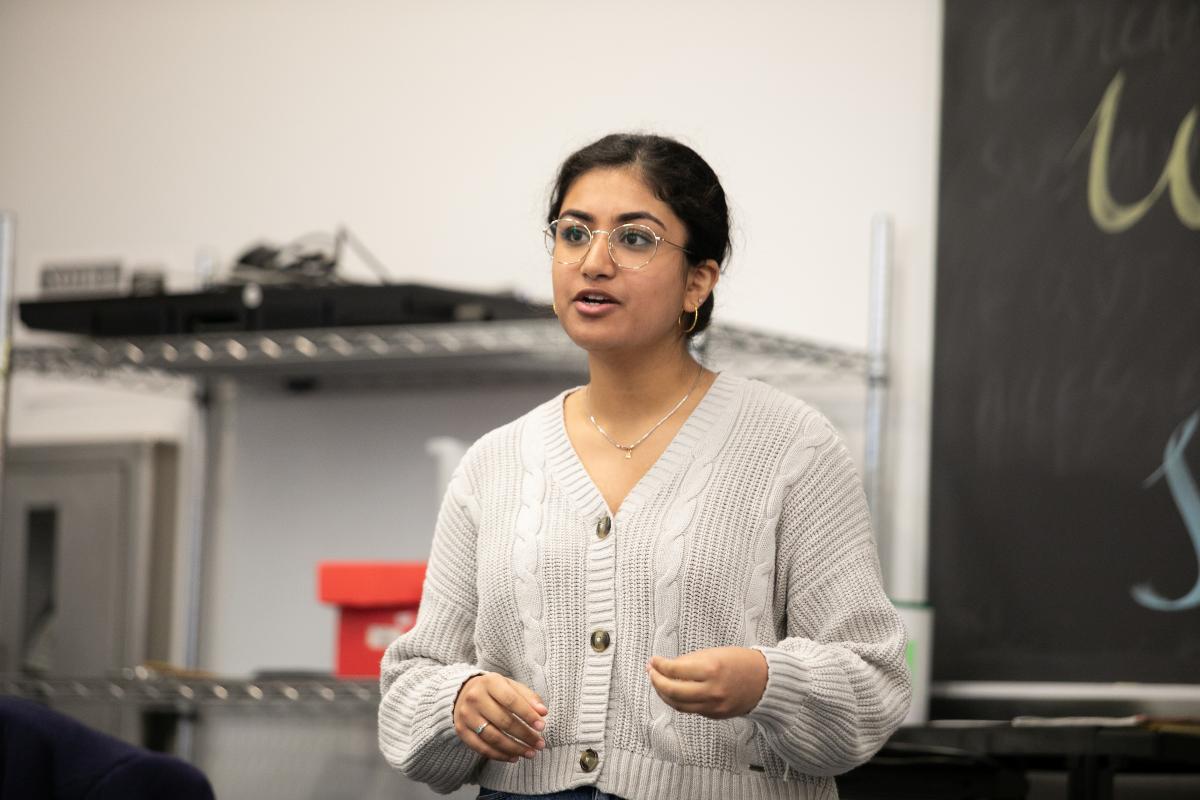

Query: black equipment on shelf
[19,283,551,337]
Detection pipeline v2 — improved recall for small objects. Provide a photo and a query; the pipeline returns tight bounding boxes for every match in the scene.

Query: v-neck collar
[541,370,742,523]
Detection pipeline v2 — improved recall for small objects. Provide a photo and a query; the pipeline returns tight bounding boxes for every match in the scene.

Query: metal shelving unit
[1,671,417,800]
[2,671,379,711]
[10,315,875,674]
[12,318,869,385]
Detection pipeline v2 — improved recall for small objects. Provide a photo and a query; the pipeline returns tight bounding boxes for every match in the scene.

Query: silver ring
[473,721,489,736]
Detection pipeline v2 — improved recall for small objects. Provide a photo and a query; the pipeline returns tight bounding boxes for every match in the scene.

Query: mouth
[572,290,620,306]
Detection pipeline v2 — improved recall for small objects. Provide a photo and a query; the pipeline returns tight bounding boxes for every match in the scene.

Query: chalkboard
[931,0,1200,684]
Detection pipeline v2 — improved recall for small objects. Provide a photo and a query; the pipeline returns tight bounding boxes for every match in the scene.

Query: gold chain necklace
[584,364,704,460]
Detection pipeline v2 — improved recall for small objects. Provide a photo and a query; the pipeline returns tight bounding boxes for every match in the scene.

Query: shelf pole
[176,375,228,762]
[865,214,892,580]
[182,380,211,671]
[0,213,15,523]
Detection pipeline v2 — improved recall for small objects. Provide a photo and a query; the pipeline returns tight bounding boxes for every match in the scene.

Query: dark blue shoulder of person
[0,696,214,800]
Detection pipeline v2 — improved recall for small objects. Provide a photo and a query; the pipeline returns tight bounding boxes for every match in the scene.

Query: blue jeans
[477,788,625,800]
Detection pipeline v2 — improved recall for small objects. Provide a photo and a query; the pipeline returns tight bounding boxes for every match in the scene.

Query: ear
[685,259,720,310]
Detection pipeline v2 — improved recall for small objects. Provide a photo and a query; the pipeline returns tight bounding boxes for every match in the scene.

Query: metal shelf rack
[2,671,379,711]
[11,318,869,385]
[10,315,875,679]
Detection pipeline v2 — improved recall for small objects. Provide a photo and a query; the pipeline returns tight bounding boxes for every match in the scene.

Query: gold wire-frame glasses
[543,217,691,270]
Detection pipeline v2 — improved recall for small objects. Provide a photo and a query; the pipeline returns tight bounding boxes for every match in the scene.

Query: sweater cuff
[393,663,488,793]
[746,645,811,727]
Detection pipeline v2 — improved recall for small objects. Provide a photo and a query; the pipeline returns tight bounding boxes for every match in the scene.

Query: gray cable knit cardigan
[378,372,910,799]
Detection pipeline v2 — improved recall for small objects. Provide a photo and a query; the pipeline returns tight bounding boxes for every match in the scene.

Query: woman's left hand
[646,647,769,719]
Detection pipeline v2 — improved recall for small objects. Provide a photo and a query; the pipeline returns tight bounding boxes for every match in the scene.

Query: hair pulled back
[547,133,730,338]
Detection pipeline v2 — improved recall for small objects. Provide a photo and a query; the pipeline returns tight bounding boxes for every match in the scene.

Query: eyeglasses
[543,218,690,270]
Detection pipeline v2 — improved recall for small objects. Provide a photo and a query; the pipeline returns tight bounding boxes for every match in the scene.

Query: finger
[477,695,538,751]
[659,696,707,713]
[485,685,545,744]
[512,681,550,717]
[650,689,713,716]
[648,665,711,704]
[649,653,714,682]
[474,716,534,759]
[474,737,519,762]
[456,718,522,763]
[501,680,549,733]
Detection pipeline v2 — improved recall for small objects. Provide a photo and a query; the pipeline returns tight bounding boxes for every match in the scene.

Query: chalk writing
[1133,409,1200,611]
[1086,71,1200,232]
[982,3,1200,99]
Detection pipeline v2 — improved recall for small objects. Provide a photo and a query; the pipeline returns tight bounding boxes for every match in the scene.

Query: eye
[558,223,589,245]
[615,226,656,250]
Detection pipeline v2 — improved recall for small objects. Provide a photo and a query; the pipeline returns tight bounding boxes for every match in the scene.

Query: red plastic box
[317,561,426,678]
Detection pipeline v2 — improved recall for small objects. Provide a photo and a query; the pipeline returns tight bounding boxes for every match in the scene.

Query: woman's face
[550,166,717,356]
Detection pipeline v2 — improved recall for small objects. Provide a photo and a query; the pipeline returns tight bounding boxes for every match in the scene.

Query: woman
[378,133,910,800]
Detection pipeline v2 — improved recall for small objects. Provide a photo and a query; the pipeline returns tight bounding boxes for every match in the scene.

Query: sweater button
[590,629,611,652]
[596,516,612,539]
[579,748,599,772]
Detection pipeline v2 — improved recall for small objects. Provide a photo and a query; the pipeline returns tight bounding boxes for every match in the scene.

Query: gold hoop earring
[552,301,558,317]
[679,307,699,334]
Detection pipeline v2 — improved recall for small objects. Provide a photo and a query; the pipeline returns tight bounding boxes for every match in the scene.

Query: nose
[579,230,617,279]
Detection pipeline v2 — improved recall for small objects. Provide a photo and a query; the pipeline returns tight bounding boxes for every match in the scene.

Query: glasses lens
[547,219,591,263]
[609,224,658,269]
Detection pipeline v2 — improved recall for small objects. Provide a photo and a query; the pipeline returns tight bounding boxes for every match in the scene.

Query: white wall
[202,381,560,674]
[0,0,942,672]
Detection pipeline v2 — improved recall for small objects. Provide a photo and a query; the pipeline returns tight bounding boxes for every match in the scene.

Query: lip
[570,288,621,318]
[572,289,620,303]
[573,298,620,317]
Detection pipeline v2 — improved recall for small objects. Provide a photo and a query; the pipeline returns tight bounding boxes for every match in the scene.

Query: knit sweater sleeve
[377,459,487,794]
[745,420,911,777]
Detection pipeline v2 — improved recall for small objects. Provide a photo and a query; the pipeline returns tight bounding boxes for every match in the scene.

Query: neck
[583,338,704,427]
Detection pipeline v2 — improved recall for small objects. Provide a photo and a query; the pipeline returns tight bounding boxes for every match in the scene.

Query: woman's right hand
[453,672,548,762]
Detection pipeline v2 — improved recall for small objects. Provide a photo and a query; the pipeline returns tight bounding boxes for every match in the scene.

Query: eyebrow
[561,208,668,230]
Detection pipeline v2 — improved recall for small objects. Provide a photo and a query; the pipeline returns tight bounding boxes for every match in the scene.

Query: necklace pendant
[584,364,704,462]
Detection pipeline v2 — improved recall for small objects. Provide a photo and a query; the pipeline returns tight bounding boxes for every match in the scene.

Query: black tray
[20,283,550,337]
